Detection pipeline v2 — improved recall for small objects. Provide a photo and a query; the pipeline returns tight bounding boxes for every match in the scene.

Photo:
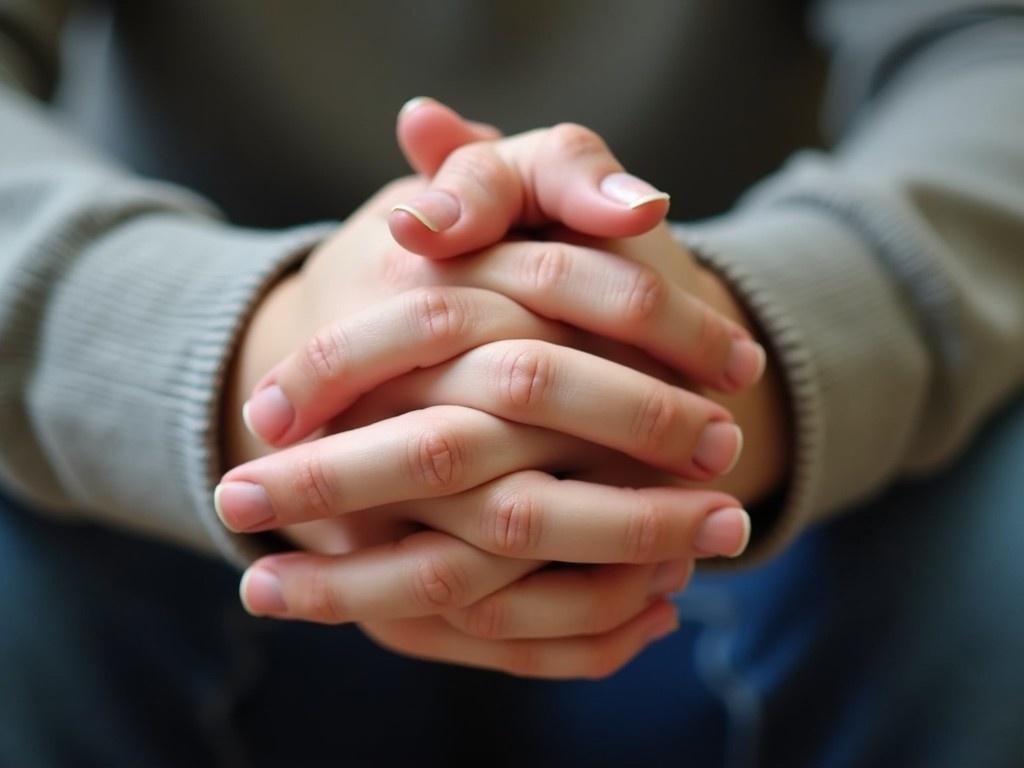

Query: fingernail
[645,605,680,642]
[694,507,751,558]
[599,172,671,209]
[240,567,287,615]
[649,559,692,595]
[243,385,295,444]
[693,422,743,476]
[399,95,434,117]
[725,339,767,389]
[214,482,275,532]
[390,190,461,233]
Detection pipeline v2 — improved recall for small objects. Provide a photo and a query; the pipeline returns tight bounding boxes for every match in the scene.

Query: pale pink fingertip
[693,422,744,476]
[399,96,434,117]
[693,507,752,558]
[600,172,671,209]
[725,339,767,389]
[214,481,275,532]
[649,559,693,595]
[240,567,287,616]
[390,190,460,233]
[243,384,295,444]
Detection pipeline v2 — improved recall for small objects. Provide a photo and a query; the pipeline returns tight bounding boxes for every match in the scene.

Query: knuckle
[408,287,471,344]
[547,122,605,160]
[461,595,507,640]
[406,425,465,492]
[619,266,665,326]
[492,342,553,410]
[520,246,573,295]
[410,553,471,612]
[622,492,664,563]
[306,567,347,624]
[292,446,337,519]
[631,387,683,454]
[301,323,350,386]
[446,144,513,198]
[482,488,543,557]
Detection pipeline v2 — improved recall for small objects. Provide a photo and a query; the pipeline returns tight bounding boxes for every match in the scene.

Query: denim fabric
[2,398,1022,768]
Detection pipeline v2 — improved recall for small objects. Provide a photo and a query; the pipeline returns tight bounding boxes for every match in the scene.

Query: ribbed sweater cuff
[676,206,929,564]
[31,212,333,565]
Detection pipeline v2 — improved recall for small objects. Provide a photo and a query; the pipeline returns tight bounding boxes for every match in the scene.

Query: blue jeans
[2,398,1023,768]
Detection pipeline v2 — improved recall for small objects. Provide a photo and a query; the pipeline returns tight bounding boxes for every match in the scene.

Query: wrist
[695,266,791,504]
[223,271,308,468]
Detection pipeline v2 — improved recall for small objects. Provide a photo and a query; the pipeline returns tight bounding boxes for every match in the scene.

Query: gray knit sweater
[1,0,1022,565]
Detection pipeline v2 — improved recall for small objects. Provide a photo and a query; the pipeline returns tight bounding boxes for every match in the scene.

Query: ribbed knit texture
[0,84,333,562]
[1,1,1022,568]
[681,209,929,563]
[678,21,1024,561]
[0,196,331,559]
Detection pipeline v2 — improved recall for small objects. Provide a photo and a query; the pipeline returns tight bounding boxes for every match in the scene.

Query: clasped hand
[215,99,781,679]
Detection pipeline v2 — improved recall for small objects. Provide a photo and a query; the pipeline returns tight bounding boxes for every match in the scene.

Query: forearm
[0,78,330,559]
[672,6,1024,562]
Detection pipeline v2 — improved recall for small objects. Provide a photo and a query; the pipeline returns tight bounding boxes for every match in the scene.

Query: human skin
[218,119,789,678]
[241,110,766,449]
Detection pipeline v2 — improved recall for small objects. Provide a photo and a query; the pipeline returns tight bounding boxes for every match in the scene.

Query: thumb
[396,96,502,176]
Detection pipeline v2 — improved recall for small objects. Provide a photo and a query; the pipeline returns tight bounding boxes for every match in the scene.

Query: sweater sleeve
[0,3,332,562]
[677,1,1024,563]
